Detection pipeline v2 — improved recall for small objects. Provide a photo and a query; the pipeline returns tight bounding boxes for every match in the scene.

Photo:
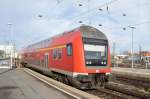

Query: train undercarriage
[51,72,109,89]
[22,62,109,89]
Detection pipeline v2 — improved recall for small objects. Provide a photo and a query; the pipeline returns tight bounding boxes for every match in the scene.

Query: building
[0,44,16,59]
[114,54,129,64]
[113,51,141,65]
[140,51,150,63]
[140,51,150,56]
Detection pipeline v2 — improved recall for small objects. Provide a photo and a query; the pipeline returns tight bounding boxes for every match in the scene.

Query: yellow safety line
[39,45,66,51]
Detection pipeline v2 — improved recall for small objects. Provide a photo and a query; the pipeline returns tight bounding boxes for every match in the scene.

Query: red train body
[21,25,111,89]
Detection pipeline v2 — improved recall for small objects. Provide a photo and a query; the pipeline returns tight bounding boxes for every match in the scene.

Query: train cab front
[72,25,111,89]
[80,38,111,89]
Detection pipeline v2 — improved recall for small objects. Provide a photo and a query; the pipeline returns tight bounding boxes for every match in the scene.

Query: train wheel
[95,74,106,88]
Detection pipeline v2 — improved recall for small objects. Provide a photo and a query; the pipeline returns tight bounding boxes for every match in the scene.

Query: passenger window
[53,49,57,59]
[53,48,62,59]
[67,44,72,56]
[58,49,62,59]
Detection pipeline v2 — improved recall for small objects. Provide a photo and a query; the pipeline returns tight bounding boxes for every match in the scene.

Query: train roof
[76,25,107,40]
[25,25,107,50]
[51,25,107,40]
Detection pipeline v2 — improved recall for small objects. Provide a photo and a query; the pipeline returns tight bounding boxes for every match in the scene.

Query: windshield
[84,44,107,66]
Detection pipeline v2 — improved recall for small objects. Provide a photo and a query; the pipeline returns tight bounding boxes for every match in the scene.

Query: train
[21,25,111,89]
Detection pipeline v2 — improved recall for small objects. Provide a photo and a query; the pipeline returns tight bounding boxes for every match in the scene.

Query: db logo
[96,70,99,73]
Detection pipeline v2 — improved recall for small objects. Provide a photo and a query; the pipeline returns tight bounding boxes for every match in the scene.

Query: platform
[112,67,150,79]
[0,68,75,99]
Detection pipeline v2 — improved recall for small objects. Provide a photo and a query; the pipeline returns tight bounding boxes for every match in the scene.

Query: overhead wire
[68,0,120,25]
[94,1,150,31]
[92,19,150,32]
[129,20,150,27]
[70,0,150,30]
[45,0,150,32]
[110,1,150,15]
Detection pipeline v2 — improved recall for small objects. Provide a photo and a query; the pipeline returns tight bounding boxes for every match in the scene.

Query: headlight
[86,61,89,64]
[89,61,92,64]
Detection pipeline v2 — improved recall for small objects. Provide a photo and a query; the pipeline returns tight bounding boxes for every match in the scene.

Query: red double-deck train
[21,25,111,89]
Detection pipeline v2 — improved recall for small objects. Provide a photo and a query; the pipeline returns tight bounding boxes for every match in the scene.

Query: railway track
[105,82,150,99]
[111,71,150,92]
[86,88,138,99]
[112,68,150,92]
[87,82,150,99]
[113,75,150,91]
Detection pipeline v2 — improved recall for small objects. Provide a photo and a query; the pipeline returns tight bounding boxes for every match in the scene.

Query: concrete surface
[24,68,101,99]
[112,67,150,75]
[0,69,75,99]
[112,67,150,79]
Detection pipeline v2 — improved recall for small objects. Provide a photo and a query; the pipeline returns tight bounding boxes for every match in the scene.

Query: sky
[0,0,150,53]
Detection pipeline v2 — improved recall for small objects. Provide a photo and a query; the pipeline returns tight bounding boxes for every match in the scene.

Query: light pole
[128,26,136,68]
[113,42,116,67]
[87,0,90,25]
[7,23,13,69]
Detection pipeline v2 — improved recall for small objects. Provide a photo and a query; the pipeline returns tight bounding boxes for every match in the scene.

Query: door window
[44,53,49,68]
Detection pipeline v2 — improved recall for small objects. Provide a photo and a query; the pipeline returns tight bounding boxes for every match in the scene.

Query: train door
[44,53,49,68]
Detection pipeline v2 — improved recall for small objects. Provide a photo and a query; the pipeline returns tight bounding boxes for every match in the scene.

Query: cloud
[0,0,149,52]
